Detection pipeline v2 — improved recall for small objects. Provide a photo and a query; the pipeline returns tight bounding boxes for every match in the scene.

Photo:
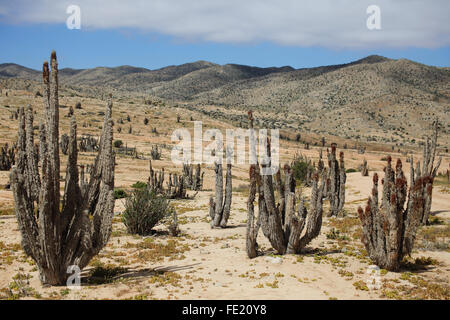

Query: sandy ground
[0,91,449,300]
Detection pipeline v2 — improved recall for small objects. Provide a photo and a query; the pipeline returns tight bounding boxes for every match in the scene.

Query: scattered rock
[265,256,283,264]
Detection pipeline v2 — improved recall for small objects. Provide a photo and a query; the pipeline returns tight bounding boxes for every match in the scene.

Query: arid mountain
[1,55,449,147]
[0,63,40,79]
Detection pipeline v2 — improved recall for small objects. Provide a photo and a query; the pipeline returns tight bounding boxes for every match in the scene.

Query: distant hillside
[0,63,40,79]
[1,55,449,146]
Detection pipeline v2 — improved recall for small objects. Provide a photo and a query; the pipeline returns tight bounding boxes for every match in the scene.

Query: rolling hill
[1,55,449,146]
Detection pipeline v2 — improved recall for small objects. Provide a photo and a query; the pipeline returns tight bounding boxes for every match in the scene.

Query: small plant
[114,188,127,199]
[114,140,123,148]
[292,159,314,183]
[326,228,350,241]
[88,263,128,284]
[131,181,147,189]
[122,189,173,235]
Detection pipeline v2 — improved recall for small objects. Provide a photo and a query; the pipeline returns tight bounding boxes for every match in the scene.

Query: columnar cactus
[358,157,428,271]
[60,133,69,155]
[150,144,162,160]
[247,156,326,258]
[147,160,189,199]
[10,51,115,285]
[166,172,188,199]
[79,135,99,152]
[183,163,204,191]
[418,120,442,225]
[0,143,16,171]
[209,162,232,228]
[148,160,165,194]
[67,105,74,117]
[361,159,369,176]
[246,111,326,258]
[326,143,346,217]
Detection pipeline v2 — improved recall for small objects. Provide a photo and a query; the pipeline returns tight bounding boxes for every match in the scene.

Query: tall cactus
[361,159,369,176]
[418,120,441,225]
[247,155,326,258]
[60,133,69,155]
[326,143,346,217]
[246,111,325,258]
[358,157,428,271]
[10,51,115,285]
[209,162,232,228]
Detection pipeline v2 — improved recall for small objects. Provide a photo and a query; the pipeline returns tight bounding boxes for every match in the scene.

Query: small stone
[265,256,283,264]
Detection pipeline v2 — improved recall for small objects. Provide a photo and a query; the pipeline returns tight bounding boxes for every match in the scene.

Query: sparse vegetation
[122,188,173,235]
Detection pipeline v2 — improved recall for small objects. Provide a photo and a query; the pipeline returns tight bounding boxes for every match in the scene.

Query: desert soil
[0,91,449,300]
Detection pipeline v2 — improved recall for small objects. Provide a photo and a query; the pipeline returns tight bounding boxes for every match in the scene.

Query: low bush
[114,140,123,148]
[114,188,127,199]
[122,189,173,235]
[292,160,314,183]
[131,181,147,189]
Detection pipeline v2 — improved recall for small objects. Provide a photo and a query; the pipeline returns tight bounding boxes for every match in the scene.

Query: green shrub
[122,189,173,235]
[114,188,127,199]
[346,168,357,173]
[131,181,147,189]
[114,140,123,148]
[292,160,314,183]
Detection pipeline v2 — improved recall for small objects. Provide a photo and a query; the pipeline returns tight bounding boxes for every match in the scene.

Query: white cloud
[1,0,449,48]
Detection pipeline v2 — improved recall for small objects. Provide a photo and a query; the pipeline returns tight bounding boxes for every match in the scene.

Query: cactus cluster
[0,143,16,171]
[147,160,189,199]
[10,51,115,285]
[79,135,99,152]
[151,144,162,160]
[183,163,204,191]
[326,143,346,217]
[247,152,326,258]
[358,157,431,271]
[209,161,232,228]
[246,111,326,258]
[9,110,18,120]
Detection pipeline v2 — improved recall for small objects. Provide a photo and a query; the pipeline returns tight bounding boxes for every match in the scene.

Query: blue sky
[0,1,449,70]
